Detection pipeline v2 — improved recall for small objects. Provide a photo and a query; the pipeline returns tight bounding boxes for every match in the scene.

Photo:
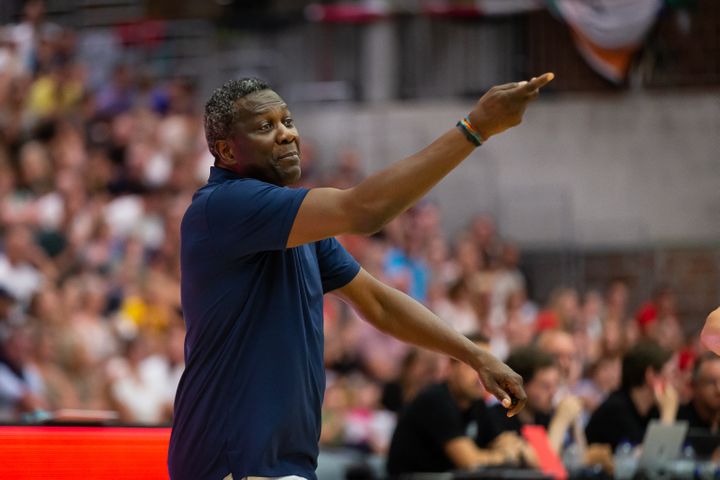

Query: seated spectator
[0,286,19,336]
[0,325,47,421]
[386,334,531,476]
[572,354,622,414]
[489,289,536,360]
[0,224,50,306]
[600,279,638,354]
[30,324,80,410]
[433,278,481,335]
[635,284,683,351]
[381,347,443,413]
[536,287,580,333]
[678,352,720,432]
[585,341,679,450]
[107,336,173,424]
[488,346,583,456]
[537,329,583,400]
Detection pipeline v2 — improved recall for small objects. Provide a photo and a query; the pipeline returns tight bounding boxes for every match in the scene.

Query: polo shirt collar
[208,166,243,183]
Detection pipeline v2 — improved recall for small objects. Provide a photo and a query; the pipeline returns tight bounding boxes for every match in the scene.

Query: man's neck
[629,386,654,417]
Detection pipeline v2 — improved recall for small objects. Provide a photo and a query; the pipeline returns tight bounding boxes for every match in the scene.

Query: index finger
[525,72,554,92]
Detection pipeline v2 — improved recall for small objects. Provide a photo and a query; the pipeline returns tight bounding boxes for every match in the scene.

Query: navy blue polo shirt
[168,167,360,480]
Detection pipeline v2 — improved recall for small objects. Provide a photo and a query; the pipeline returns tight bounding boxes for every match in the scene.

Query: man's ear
[215,140,236,166]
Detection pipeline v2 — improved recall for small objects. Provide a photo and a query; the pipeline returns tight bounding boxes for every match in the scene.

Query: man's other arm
[286,73,554,248]
[333,268,526,416]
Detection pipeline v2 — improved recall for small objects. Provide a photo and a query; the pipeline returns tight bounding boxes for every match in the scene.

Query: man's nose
[276,124,296,144]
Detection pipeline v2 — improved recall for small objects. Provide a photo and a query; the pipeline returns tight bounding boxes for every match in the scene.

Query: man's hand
[492,432,525,464]
[654,382,679,424]
[553,395,584,425]
[476,351,527,417]
[468,73,554,140]
[584,444,614,474]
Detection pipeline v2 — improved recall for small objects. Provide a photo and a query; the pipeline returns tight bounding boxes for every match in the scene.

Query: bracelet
[456,116,484,147]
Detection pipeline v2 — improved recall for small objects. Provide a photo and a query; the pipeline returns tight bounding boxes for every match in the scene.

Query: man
[585,341,678,450]
[386,335,530,476]
[678,352,720,458]
[536,329,582,399]
[168,73,554,480]
[678,352,720,432]
[488,346,583,456]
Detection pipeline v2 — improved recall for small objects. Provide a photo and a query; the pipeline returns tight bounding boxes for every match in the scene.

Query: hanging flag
[544,0,664,83]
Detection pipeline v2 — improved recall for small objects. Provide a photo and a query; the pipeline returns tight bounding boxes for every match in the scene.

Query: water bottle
[666,444,696,480]
[614,442,637,480]
[695,459,719,480]
[562,443,583,476]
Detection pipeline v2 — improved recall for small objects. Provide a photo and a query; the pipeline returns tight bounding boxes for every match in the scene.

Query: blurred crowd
[0,1,715,470]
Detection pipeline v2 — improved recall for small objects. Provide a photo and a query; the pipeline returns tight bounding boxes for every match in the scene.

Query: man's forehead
[236,90,288,115]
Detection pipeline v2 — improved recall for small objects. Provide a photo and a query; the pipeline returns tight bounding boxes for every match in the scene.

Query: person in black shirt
[387,335,531,476]
[678,352,720,458]
[678,351,720,431]
[488,345,583,455]
[586,341,678,451]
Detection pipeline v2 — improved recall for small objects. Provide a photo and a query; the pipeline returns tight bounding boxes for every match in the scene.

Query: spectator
[341,374,394,455]
[572,354,622,414]
[386,334,532,476]
[433,277,481,335]
[56,325,111,410]
[488,346,583,456]
[488,243,526,327]
[107,336,172,424]
[601,279,638,354]
[536,287,580,332]
[0,325,47,420]
[636,284,683,351]
[0,286,19,335]
[489,288,537,360]
[30,323,79,410]
[678,352,720,433]
[0,224,52,306]
[381,347,444,413]
[8,0,61,76]
[585,341,679,450]
[537,329,583,399]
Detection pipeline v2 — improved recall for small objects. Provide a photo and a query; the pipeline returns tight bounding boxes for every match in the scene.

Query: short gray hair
[204,77,270,160]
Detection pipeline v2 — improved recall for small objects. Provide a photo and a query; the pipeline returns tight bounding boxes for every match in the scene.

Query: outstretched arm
[287,73,554,248]
[701,307,720,355]
[333,268,527,416]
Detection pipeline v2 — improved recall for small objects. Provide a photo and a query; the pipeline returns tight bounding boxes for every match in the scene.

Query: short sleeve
[315,238,360,293]
[206,179,309,257]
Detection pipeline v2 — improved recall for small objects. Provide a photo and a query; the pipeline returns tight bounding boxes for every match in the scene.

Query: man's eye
[258,123,272,132]
[283,118,294,127]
